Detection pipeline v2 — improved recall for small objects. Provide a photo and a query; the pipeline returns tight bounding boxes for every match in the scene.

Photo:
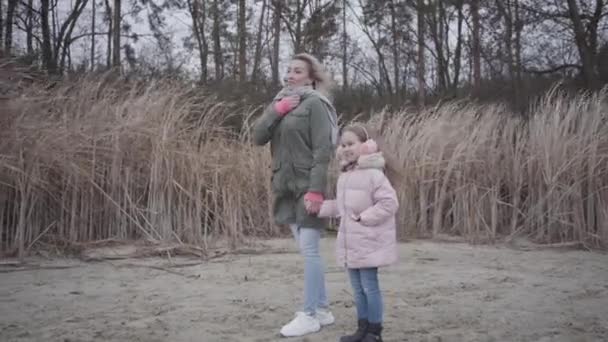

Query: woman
[252,53,338,337]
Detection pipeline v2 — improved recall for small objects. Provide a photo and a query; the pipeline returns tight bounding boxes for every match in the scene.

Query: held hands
[274,95,300,116]
[304,192,324,215]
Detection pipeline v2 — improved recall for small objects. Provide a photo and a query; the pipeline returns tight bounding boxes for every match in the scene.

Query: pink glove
[304,191,324,215]
[274,97,296,116]
[359,139,378,155]
[304,192,324,203]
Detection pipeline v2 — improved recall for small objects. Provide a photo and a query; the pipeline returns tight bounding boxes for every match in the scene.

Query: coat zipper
[341,172,351,268]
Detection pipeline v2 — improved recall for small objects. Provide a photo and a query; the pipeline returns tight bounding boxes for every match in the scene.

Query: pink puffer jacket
[319,153,399,269]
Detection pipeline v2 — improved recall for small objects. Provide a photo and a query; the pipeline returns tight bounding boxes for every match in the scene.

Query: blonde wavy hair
[292,53,333,97]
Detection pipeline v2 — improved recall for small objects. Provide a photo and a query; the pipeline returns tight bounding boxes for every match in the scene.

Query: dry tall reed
[1,77,606,256]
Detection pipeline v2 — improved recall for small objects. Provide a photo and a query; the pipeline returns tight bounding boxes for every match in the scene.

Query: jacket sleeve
[308,98,333,193]
[318,200,339,218]
[359,172,399,226]
[252,104,282,146]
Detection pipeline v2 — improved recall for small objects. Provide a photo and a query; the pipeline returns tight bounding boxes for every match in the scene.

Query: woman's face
[285,59,313,88]
[337,131,363,164]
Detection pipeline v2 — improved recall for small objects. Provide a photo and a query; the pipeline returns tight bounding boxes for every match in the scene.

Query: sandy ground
[1,237,608,342]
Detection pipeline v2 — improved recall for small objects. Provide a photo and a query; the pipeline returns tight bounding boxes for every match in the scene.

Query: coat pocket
[292,162,311,196]
[271,160,282,193]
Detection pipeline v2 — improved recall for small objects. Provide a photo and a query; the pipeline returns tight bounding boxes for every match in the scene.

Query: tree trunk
[588,0,604,59]
[0,0,4,49]
[452,0,464,92]
[52,0,58,52]
[105,0,112,68]
[271,0,281,87]
[566,0,600,89]
[389,0,399,97]
[496,0,517,105]
[58,0,89,72]
[251,0,266,83]
[294,0,303,52]
[416,0,426,107]
[238,0,247,82]
[341,0,348,91]
[471,0,481,97]
[91,0,96,70]
[26,0,34,55]
[5,0,17,53]
[112,0,121,68]
[41,0,55,73]
[188,0,208,83]
[440,0,451,88]
[429,0,447,92]
[514,0,522,100]
[212,0,223,80]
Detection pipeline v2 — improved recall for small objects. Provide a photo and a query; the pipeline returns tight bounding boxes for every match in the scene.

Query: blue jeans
[348,268,383,324]
[290,225,328,315]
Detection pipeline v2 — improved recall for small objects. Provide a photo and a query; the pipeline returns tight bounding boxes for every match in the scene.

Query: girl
[318,125,399,342]
[252,53,338,337]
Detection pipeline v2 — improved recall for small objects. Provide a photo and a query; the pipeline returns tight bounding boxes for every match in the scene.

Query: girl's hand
[350,213,361,222]
[274,95,300,116]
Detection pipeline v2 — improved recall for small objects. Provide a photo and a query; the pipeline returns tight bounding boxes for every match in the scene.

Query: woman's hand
[350,213,361,222]
[304,192,323,215]
[274,95,300,116]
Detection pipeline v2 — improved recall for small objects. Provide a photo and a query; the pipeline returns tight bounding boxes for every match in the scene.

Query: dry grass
[380,89,608,249]
[1,75,607,256]
[0,74,275,257]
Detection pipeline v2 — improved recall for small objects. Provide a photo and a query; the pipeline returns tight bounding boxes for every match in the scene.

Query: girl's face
[337,131,363,164]
[286,59,313,87]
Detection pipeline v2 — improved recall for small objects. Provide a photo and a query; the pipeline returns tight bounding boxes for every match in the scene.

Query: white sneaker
[279,312,321,337]
[315,308,335,326]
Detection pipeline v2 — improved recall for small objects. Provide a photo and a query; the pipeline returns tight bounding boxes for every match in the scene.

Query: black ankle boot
[361,322,382,342]
[339,319,368,342]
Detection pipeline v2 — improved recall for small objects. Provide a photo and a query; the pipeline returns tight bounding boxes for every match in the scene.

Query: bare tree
[428,0,449,92]
[0,0,4,49]
[354,0,393,96]
[496,0,523,107]
[101,0,110,67]
[186,0,209,82]
[212,0,223,80]
[91,0,96,70]
[40,0,54,72]
[452,0,465,92]
[566,0,603,89]
[271,0,281,86]
[417,0,426,106]
[238,0,247,82]
[341,0,348,90]
[5,0,18,53]
[251,0,267,83]
[471,0,481,96]
[112,0,120,67]
[25,0,34,56]
[389,0,400,95]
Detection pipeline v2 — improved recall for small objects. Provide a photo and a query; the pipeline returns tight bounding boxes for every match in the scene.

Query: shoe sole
[319,318,335,326]
[280,327,321,338]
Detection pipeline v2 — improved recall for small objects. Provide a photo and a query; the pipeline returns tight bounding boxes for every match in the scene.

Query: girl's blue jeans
[347,267,383,323]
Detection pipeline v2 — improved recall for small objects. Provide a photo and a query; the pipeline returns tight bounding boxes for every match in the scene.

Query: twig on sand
[107,262,201,279]
[0,264,80,273]
[505,238,590,251]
